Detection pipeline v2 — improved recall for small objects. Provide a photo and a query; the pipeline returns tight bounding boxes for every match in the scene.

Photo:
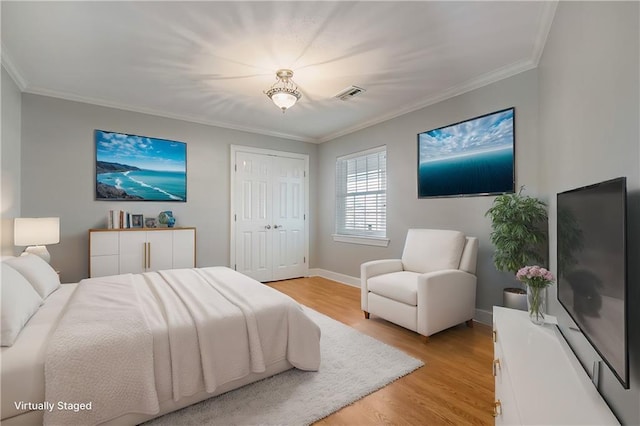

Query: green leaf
[485,188,548,274]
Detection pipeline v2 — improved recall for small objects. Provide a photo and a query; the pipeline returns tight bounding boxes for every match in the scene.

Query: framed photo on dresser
[131,214,143,228]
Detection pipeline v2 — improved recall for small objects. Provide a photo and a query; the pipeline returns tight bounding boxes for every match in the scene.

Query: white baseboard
[308,268,494,325]
[308,268,360,287]
[474,308,492,326]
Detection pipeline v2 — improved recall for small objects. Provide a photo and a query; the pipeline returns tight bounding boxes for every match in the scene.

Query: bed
[1,255,321,426]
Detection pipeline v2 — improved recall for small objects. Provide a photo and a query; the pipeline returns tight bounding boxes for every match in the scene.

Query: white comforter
[44,267,321,425]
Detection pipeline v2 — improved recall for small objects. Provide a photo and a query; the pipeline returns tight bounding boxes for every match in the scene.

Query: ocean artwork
[417,108,514,198]
[95,130,187,201]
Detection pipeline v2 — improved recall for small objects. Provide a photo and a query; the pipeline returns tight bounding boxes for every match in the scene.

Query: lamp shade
[14,217,60,246]
[270,91,299,111]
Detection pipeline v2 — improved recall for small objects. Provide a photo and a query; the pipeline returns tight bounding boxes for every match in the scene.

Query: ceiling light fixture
[264,69,302,113]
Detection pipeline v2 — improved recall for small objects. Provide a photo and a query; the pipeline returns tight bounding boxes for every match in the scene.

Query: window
[334,146,388,246]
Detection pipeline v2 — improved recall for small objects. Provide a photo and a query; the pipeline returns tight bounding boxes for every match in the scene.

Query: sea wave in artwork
[97,170,186,201]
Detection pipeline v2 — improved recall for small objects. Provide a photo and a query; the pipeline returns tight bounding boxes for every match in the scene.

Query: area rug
[146,307,424,425]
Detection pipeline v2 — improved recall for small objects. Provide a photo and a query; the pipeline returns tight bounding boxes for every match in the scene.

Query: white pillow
[1,263,43,346]
[4,254,61,299]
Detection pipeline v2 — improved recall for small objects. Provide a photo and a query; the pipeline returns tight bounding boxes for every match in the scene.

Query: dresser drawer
[493,332,520,425]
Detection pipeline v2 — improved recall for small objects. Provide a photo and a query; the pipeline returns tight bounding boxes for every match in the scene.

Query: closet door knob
[265,225,271,229]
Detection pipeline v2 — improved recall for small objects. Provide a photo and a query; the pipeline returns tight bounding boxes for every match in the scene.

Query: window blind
[335,146,386,237]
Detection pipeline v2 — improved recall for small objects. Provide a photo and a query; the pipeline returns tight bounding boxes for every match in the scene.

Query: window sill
[332,234,390,247]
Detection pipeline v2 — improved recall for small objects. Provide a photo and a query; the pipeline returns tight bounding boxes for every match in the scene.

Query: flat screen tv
[557,177,628,388]
[95,130,187,202]
[417,107,515,198]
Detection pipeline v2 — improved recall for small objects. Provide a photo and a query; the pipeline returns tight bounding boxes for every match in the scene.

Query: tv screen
[417,107,515,198]
[557,177,628,388]
[95,130,187,202]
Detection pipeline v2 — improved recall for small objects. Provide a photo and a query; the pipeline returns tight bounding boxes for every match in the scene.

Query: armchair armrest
[416,270,477,337]
[360,259,403,311]
[361,259,403,280]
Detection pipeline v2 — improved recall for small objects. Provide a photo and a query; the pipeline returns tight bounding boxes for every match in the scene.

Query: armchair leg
[363,311,370,319]
[466,319,474,328]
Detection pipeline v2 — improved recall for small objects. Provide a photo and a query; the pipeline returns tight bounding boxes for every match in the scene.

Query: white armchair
[361,229,478,342]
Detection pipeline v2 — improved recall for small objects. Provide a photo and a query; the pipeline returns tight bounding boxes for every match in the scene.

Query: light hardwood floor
[268,276,495,425]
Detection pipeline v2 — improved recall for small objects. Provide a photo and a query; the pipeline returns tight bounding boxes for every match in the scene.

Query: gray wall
[538,2,639,423]
[1,66,21,255]
[20,94,318,283]
[316,69,540,318]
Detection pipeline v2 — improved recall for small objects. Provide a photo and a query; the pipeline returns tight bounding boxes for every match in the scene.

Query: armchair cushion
[367,271,419,306]
[401,229,465,273]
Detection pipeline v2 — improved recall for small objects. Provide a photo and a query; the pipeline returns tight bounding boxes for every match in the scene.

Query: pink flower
[515,265,555,287]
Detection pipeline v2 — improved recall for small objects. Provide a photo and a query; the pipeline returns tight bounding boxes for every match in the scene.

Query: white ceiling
[1,1,557,143]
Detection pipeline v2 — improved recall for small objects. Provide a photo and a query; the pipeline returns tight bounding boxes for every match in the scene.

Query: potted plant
[485,186,548,310]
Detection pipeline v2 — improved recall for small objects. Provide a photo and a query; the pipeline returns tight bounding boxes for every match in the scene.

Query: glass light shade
[14,217,60,246]
[264,69,301,112]
[270,91,298,111]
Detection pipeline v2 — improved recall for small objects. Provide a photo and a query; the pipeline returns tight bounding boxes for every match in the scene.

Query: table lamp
[14,217,60,263]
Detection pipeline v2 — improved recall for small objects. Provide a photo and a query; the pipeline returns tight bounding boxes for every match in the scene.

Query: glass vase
[527,285,546,325]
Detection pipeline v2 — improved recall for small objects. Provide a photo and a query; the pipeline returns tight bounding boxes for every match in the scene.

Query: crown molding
[23,86,318,143]
[14,53,537,146]
[319,58,537,143]
[531,1,559,66]
[1,44,28,91]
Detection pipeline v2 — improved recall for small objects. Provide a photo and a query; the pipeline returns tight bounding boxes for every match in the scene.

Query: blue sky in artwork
[419,109,514,163]
[95,130,186,172]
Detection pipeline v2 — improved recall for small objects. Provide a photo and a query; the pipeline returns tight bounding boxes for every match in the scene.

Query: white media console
[492,306,619,425]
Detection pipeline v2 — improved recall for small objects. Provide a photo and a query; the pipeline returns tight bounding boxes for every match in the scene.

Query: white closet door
[234,151,274,282]
[271,156,306,281]
[232,149,308,282]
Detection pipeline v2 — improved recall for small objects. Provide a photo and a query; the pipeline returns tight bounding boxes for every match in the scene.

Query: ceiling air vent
[333,85,366,101]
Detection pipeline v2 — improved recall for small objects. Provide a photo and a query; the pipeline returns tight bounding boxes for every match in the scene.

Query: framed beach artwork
[95,130,187,201]
[417,107,515,198]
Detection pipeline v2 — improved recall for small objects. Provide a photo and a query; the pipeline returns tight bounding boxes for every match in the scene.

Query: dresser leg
[363,311,370,319]
[466,319,474,328]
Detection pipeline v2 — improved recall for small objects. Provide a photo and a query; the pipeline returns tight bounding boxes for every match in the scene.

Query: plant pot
[503,287,527,311]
